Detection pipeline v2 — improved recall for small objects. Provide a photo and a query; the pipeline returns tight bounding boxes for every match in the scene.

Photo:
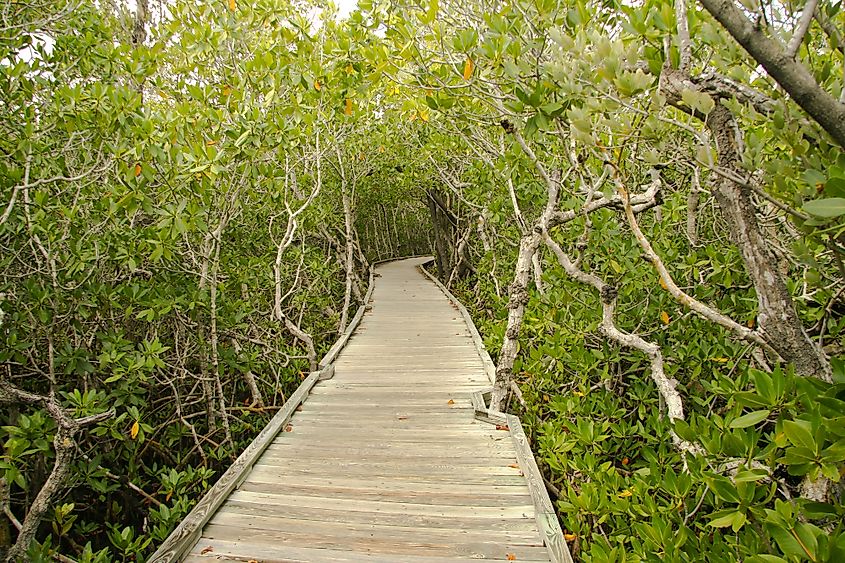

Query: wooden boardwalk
[157,257,570,562]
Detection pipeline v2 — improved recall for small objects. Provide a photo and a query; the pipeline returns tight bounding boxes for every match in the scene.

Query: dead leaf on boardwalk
[495,424,510,431]
[508,463,520,469]
[447,399,455,405]
[284,424,293,432]
[564,533,577,541]
[200,546,214,554]
[506,554,517,561]
[398,416,409,420]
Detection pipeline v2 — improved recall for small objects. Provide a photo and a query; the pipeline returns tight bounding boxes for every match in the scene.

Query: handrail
[418,259,574,563]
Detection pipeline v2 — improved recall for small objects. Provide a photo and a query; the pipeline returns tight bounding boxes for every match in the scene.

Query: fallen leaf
[621,457,629,465]
[463,57,474,80]
[659,277,668,290]
[747,318,755,328]
[345,98,353,115]
[345,64,354,75]
[659,311,670,325]
[284,424,293,432]
[495,424,510,431]
[206,139,217,146]
[447,399,455,405]
[618,490,633,498]
[222,84,233,96]
[542,394,549,402]
[398,416,408,420]
[506,554,516,561]
[314,80,321,91]
[130,421,140,439]
[564,533,577,542]
[508,463,520,469]
[200,546,214,554]
[227,0,236,11]
[134,163,142,177]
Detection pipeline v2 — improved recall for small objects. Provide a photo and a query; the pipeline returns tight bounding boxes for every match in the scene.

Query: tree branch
[698,0,845,147]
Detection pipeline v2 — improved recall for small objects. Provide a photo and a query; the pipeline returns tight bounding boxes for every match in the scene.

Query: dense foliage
[1,0,844,561]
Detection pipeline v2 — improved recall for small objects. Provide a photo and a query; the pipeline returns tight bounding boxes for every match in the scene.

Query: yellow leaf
[222,84,232,96]
[419,109,429,122]
[447,399,455,405]
[463,57,474,80]
[711,357,729,363]
[345,98,352,115]
[564,533,577,542]
[378,145,385,153]
[206,139,217,146]
[506,554,517,561]
[345,64,354,75]
[572,390,584,397]
[227,0,236,11]
[618,490,633,498]
[660,311,670,325]
[134,163,142,177]
[130,421,140,440]
[747,318,755,328]
[659,277,668,290]
[314,80,321,91]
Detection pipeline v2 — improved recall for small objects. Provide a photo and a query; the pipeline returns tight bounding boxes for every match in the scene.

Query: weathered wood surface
[160,257,568,562]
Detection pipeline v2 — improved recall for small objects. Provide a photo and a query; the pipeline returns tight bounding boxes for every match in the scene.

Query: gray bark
[698,0,845,147]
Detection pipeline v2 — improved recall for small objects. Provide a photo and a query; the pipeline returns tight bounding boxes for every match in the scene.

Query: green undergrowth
[450,200,845,562]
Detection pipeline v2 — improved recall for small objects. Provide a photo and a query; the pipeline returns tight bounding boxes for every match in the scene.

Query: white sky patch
[335,0,358,19]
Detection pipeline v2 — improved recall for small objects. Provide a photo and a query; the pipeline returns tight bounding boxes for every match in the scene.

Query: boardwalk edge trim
[149,258,401,562]
[419,259,574,563]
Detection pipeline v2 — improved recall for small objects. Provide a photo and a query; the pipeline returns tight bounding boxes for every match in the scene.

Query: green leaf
[803,197,845,218]
[766,524,808,559]
[824,177,845,198]
[730,409,770,429]
[783,420,816,451]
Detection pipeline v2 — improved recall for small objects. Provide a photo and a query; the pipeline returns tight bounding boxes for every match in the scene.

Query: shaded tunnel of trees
[2,0,845,561]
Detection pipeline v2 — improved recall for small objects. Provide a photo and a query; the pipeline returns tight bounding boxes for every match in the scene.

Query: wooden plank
[217,499,540,531]
[507,414,574,563]
[186,539,547,562]
[208,511,542,543]
[199,522,552,560]
[148,368,327,563]
[417,262,497,384]
[248,464,529,485]
[238,473,531,494]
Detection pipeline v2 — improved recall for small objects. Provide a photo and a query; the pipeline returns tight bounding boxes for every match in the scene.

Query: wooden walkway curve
[154,257,572,563]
